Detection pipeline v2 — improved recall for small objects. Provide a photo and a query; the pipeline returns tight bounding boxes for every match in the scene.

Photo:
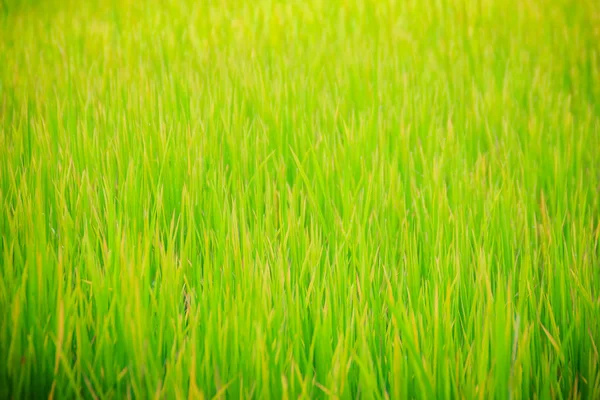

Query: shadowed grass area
[1,0,599,398]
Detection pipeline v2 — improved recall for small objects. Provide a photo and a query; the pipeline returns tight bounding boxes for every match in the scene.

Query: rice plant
[1,0,599,398]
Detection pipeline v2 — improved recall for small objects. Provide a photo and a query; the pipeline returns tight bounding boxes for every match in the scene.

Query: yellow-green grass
[1,0,599,398]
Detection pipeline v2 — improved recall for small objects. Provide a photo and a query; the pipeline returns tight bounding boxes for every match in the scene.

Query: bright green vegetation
[1,0,599,398]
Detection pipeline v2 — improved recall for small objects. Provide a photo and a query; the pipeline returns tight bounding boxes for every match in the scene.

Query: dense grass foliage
[1,0,600,398]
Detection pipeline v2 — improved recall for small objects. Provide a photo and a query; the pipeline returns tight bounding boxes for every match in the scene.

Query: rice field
[1,0,600,398]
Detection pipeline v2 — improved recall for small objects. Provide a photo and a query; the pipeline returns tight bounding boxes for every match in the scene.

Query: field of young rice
[1,0,599,398]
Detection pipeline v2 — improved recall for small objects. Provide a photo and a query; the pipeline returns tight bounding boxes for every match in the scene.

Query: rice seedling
[1,0,599,398]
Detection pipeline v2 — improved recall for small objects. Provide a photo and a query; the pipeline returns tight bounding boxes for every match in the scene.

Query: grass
[1,0,600,398]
